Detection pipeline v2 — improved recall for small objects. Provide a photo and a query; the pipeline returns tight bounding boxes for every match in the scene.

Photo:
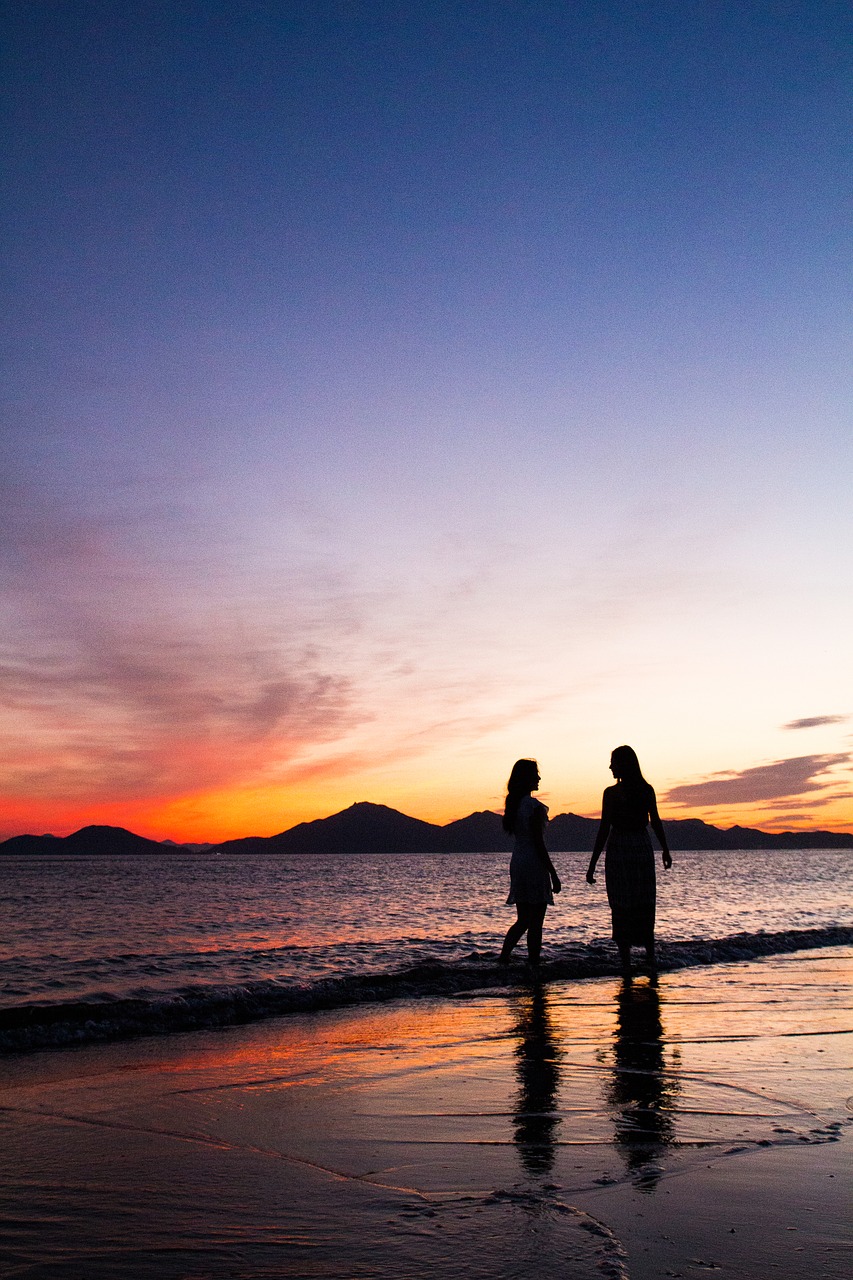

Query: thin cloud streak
[756,793,853,810]
[782,715,849,730]
[759,814,835,828]
[664,754,850,807]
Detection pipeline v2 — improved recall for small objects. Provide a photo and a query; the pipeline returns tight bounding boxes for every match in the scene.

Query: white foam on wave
[1,926,850,1055]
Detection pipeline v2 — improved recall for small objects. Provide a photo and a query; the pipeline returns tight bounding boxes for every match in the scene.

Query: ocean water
[1,849,850,1052]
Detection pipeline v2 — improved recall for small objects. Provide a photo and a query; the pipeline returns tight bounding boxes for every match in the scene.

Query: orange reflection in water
[138,996,514,1092]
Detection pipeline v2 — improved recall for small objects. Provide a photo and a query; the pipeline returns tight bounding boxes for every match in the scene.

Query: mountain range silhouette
[2,801,851,855]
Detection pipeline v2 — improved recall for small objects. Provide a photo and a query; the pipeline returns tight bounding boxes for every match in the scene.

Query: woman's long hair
[610,745,652,801]
[503,758,539,833]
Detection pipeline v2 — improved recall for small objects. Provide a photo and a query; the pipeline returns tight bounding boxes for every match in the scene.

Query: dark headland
[2,801,851,855]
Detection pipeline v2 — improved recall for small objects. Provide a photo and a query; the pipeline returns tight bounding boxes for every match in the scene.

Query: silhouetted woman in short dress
[587,746,671,972]
[499,759,561,968]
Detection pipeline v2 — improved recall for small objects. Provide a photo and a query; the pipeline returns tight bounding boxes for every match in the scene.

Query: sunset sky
[2,1,851,841]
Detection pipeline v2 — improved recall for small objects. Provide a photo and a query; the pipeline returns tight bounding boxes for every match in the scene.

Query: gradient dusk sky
[2,1,851,841]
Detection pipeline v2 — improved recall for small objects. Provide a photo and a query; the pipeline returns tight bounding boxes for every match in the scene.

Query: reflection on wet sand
[608,976,679,1189]
[510,983,562,1176]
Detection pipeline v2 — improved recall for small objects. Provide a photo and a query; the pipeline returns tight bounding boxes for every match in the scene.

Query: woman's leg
[526,905,547,967]
[500,905,532,963]
[618,941,632,972]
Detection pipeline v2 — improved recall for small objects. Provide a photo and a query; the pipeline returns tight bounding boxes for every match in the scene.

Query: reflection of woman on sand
[586,746,671,972]
[511,984,562,1176]
[499,759,561,969]
[608,978,677,1189]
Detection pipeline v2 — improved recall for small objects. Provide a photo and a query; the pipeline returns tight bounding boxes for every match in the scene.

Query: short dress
[506,795,552,906]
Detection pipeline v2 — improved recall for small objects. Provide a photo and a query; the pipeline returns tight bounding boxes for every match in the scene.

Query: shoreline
[0,946,849,1277]
[2,924,851,1056]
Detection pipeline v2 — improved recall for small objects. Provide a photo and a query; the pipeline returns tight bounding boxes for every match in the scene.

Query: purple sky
[2,1,851,839]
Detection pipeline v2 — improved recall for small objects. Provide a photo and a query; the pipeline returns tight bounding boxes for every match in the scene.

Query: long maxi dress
[604,785,656,946]
[506,795,552,906]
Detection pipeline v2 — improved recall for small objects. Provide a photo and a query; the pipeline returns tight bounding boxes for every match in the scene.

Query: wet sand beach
[0,947,849,1278]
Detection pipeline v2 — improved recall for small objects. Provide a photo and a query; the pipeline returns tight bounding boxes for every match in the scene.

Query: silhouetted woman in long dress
[499,759,561,968]
[586,746,671,972]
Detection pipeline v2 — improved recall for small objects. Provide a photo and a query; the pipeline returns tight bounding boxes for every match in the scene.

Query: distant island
[1,801,852,855]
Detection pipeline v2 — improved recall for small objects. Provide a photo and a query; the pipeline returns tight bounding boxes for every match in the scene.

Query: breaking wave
[1,925,850,1055]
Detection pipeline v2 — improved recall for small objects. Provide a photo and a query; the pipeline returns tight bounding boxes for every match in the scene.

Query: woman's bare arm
[648,789,672,869]
[586,790,613,883]
[533,818,561,893]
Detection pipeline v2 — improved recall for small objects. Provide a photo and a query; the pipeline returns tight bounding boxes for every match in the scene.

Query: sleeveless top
[609,782,653,833]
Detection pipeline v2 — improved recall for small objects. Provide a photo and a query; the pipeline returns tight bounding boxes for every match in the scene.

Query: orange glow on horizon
[2,779,852,844]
